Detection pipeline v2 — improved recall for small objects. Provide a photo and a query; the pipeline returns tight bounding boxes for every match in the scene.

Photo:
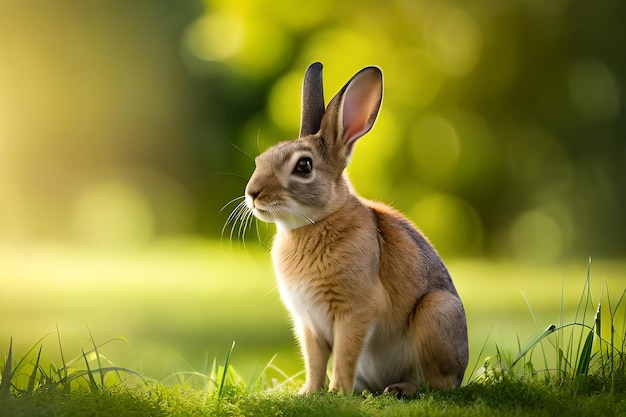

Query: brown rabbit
[244,62,468,396]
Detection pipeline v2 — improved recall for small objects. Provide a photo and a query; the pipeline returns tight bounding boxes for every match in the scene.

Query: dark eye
[294,157,313,175]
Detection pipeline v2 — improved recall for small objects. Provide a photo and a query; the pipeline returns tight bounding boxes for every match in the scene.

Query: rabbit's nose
[247,188,261,201]
[245,186,261,209]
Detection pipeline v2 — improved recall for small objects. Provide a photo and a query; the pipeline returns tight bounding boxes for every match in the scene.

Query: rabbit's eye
[294,157,313,175]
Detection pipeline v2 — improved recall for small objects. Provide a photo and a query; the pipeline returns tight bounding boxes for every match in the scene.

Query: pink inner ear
[341,69,382,148]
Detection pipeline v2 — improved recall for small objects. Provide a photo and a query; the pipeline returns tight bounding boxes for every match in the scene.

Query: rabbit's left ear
[300,62,325,137]
[326,66,383,159]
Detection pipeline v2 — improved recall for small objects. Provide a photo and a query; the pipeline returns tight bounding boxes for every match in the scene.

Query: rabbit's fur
[245,63,468,395]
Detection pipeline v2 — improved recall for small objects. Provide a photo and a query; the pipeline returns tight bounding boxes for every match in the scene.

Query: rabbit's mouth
[250,206,274,223]
[251,200,316,232]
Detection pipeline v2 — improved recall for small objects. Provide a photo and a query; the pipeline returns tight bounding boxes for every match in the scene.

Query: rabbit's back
[362,201,468,390]
[367,200,460,311]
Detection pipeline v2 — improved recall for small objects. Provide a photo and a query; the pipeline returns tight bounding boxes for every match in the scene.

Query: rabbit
[244,62,468,396]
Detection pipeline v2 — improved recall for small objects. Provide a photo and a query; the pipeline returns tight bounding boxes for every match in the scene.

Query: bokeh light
[0,0,623,259]
[568,57,620,122]
[410,193,484,256]
[423,5,483,77]
[408,114,461,179]
[510,210,563,262]
[72,180,155,248]
[184,12,245,61]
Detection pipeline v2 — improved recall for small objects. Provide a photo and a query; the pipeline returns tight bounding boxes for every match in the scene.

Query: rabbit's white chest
[276,274,335,344]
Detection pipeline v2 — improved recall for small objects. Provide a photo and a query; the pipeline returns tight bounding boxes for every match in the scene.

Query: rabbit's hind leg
[409,289,469,390]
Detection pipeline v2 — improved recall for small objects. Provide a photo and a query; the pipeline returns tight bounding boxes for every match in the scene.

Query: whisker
[254,215,264,249]
[222,200,249,245]
[219,195,245,213]
[222,199,245,234]
[229,202,249,244]
[256,129,262,154]
[289,206,315,225]
[245,210,257,246]
[229,142,255,163]
[210,172,250,181]
[276,203,315,226]
[238,206,252,247]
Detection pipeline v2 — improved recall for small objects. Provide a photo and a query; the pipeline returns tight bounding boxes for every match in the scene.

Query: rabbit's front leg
[328,314,372,395]
[299,324,331,394]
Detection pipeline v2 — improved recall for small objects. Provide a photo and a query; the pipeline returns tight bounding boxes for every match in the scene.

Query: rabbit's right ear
[321,66,383,161]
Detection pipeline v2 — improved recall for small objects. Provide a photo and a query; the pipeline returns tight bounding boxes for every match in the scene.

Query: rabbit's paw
[383,382,419,398]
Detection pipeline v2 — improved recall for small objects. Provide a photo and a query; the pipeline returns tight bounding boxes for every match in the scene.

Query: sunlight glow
[409,114,461,177]
[72,180,155,248]
[184,13,244,61]
[510,210,563,262]
[268,71,303,134]
[410,193,484,256]
[424,6,483,77]
[389,49,443,108]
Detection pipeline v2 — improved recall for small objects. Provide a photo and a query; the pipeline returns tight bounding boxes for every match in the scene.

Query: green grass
[1,240,623,381]
[0,334,624,417]
[0,241,625,416]
[1,382,625,417]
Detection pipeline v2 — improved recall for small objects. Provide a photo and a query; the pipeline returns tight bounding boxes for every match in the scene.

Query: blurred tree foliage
[0,0,623,260]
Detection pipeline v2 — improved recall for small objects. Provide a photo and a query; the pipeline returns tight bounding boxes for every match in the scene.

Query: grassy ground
[1,240,623,380]
[1,380,625,417]
[1,240,625,416]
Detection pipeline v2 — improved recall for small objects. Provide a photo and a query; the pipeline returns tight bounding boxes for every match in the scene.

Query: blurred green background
[0,0,624,384]
[1,0,624,259]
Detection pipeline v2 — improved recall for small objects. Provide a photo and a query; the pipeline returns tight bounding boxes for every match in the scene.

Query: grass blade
[26,345,43,394]
[467,327,493,384]
[0,338,13,399]
[217,341,236,404]
[82,349,98,393]
[247,354,277,392]
[513,324,556,367]
[87,328,105,388]
[594,300,602,338]
[56,325,69,391]
[576,330,594,376]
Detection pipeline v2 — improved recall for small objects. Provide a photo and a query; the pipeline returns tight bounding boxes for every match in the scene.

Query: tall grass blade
[26,345,43,394]
[87,328,105,388]
[573,258,593,368]
[217,341,236,404]
[557,275,565,379]
[576,330,594,376]
[521,292,551,374]
[557,348,571,378]
[0,338,13,399]
[467,328,493,384]
[513,324,556,367]
[56,325,69,391]
[247,354,277,392]
[210,356,217,389]
[82,349,99,393]
[594,300,602,338]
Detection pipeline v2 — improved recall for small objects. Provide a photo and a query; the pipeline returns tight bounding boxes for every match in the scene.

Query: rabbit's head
[245,63,383,232]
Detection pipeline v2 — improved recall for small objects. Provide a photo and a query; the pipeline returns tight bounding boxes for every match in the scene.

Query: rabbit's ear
[326,67,382,159]
[299,62,326,137]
